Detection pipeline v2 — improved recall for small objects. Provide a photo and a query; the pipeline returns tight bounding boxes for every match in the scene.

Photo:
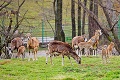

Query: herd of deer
[5,29,115,65]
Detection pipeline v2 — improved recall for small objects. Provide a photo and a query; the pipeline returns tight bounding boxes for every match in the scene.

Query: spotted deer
[46,40,81,66]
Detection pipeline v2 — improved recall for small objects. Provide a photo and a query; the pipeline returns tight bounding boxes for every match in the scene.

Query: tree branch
[0,0,12,11]
[13,0,26,34]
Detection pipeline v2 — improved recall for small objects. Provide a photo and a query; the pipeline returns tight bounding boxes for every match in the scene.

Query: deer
[46,40,81,66]
[27,36,39,61]
[107,42,115,57]
[102,45,108,63]
[15,46,26,60]
[78,38,95,56]
[102,42,114,63]
[88,30,102,56]
[77,30,102,56]
[10,37,23,52]
[72,34,88,55]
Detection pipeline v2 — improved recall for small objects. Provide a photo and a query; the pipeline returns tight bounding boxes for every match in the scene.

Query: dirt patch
[25,50,47,58]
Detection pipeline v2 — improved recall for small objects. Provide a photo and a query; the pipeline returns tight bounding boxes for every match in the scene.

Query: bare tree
[0,0,26,58]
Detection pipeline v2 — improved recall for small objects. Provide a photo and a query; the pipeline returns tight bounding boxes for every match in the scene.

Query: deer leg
[102,54,105,64]
[85,48,88,56]
[35,53,38,60]
[28,49,31,61]
[82,48,84,56]
[22,53,24,60]
[50,54,53,65]
[68,56,72,65]
[102,55,104,64]
[76,48,79,56]
[79,48,82,57]
[93,49,94,56]
[35,47,38,60]
[33,52,35,61]
[95,49,97,56]
[23,52,25,58]
[34,50,37,61]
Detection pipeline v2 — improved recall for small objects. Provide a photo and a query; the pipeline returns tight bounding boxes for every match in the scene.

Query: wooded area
[0,0,120,58]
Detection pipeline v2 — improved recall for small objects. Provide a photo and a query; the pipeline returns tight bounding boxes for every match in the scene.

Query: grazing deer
[46,40,81,66]
[88,30,102,56]
[16,46,26,60]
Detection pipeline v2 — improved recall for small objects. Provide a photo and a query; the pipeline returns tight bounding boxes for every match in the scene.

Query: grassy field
[0,55,120,80]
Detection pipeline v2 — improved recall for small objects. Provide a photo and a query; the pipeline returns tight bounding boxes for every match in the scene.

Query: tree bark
[88,0,94,38]
[82,0,87,35]
[78,0,81,36]
[71,0,76,38]
[55,0,65,41]
[53,0,58,40]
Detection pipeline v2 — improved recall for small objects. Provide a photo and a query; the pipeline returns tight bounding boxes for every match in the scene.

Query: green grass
[0,56,120,80]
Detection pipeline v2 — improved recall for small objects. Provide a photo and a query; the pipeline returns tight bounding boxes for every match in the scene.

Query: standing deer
[102,42,114,63]
[107,42,115,57]
[46,40,81,66]
[72,34,88,55]
[88,30,102,56]
[77,30,102,56]
[10,37,23,52]
[27,37,39,61]
[78,38,95,56]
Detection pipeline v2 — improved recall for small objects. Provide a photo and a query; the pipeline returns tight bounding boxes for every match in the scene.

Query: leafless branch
[110,19,120,31]
[0,0,12,11]
[13,10,28,33]
[13,0,26,33]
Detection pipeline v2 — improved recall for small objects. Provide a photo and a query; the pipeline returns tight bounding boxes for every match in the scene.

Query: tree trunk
[88,0,99,39]
[78,0,81,36]
[54,0,65,41]
[82,0,87,35]
[71,0,76,38]
[53,0,58,40]
[55,0,65,41]
[88,0,94,38]
[0,36,2,56]
[59,0,65,42]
